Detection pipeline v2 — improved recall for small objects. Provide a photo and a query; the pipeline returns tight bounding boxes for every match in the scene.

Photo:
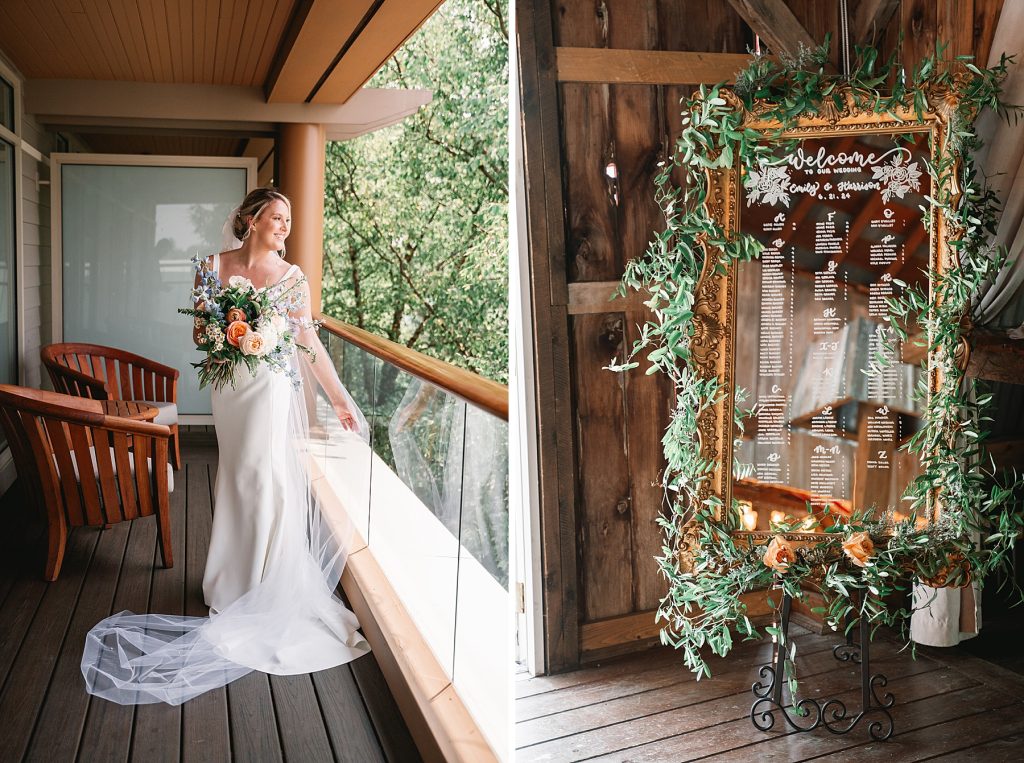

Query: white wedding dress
[81,253,369,704]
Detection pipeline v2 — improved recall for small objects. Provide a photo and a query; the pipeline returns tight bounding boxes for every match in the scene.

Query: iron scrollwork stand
[750,593,895,740]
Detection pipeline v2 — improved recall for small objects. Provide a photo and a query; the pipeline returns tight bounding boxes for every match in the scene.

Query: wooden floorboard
[0,524,99,761]
[181,462,231,763]
[351,651,424,763]
[923,732,1024,762]
[23,520,132,763]
[77,513,158,763]
[129,451,187,763]
[312,664,386,763]
[517,630,1024,762]
[0,434,403,763]
[228,672,284,763]
[271,673,336,761]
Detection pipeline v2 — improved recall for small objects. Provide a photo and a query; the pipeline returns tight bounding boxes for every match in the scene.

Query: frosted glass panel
[61,163,248,414]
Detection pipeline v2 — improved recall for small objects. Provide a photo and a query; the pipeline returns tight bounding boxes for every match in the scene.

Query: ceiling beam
[853,0,900,46]
[725,0,819,59]
[310,0,443,104]
[24,79,431,141]
[264,0,378,103]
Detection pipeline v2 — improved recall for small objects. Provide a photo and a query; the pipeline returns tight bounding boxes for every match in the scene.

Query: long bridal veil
[81,251,370,706]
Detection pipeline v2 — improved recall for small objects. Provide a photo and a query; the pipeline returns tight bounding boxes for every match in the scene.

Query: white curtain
[973,0,1024,331]
[911,4,1024,647]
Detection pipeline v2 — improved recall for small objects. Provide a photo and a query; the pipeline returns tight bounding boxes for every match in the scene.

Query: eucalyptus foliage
[612,40,1024,685]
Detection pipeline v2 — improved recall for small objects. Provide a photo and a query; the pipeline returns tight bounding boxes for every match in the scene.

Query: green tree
[322,0,508,384]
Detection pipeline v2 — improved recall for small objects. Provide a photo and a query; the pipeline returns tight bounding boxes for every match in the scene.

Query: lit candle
[737,501,757,531]
[770,510,787,526]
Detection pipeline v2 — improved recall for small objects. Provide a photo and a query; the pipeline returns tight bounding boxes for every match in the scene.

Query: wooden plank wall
[520,0,1005,673]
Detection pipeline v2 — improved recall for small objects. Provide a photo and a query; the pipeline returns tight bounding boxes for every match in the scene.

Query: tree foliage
[322,0,508,383]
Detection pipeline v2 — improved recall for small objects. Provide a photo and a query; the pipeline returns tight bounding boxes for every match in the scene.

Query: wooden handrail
[317,314,509,422]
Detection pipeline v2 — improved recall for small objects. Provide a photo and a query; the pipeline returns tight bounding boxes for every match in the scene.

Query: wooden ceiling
[0,0,297,87]
[0,0,443,101]
[0,0,444,156]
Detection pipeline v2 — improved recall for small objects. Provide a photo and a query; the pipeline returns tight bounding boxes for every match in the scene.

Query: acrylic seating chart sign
[734,134,930,532]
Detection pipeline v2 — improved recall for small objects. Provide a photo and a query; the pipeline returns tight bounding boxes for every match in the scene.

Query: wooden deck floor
[0,426,421,763]
[516,623,1024,761]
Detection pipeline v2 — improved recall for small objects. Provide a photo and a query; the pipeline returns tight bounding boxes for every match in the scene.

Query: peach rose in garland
[239,330,268,356]
[762,535,796,573]
[225,307,247,324]
[842,531,875,568]
[225,320,250,347]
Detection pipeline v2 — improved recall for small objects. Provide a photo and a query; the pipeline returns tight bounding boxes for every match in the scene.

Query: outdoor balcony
[0,318,510,762]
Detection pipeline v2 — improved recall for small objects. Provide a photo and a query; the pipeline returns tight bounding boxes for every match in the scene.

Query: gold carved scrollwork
[676,519,703,574]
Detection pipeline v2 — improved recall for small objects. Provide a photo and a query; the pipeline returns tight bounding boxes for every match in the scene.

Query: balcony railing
[311,314,509,761]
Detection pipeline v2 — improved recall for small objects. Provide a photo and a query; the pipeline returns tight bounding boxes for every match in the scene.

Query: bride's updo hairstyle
[233,187,291,255]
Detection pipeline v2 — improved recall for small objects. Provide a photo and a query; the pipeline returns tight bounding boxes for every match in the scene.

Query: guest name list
[739,135,927,512]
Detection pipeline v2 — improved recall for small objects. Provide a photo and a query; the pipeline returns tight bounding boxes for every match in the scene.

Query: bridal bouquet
[179,254,316,390]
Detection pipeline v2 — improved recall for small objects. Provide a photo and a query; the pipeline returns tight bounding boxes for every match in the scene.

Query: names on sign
[734,134,928,521]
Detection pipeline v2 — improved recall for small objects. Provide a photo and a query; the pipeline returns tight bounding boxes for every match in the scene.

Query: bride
[81,188,370,705]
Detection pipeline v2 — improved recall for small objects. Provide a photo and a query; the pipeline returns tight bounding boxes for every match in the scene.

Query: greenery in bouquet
[179,255,318,391]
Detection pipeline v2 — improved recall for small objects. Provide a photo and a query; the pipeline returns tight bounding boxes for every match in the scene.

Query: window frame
[0,55,22,392]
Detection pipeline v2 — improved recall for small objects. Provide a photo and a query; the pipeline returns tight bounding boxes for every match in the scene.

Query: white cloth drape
[973,0,1024,331]
[911,4,1024,647]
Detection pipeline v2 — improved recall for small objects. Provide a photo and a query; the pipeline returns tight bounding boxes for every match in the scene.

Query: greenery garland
[611,40,1024,689]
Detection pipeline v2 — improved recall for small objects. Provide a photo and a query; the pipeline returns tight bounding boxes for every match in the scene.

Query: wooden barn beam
[725,0,818,58]
[555,48,758,85]
[518,0,582,674]
[988,437,1024,471]
[901,327,1024,386]
[963,327,1024,386]
[853,0,900,45]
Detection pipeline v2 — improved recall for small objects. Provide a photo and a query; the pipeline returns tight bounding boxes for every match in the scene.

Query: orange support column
[276,123,327,312]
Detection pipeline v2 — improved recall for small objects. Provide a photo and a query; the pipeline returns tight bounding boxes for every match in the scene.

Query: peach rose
[226,307,247,324]
[762,535,796,572]
[842,531,875,568]
[239,330,267,356]
[226,320,250,347]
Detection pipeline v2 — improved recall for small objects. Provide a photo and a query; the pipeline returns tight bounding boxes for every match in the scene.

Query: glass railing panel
[316,320,509,756]
[314,330,378,541]
[369,367,465,676]
[453,405,509,756]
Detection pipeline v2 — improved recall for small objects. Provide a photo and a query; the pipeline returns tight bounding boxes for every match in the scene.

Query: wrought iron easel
[750,592,895,740]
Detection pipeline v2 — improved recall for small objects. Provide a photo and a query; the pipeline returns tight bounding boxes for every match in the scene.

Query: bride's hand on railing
[333,400,360,433]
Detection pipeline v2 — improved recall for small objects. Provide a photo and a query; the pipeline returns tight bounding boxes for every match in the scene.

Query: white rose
[239,330,268,356]
[270,313,288,333]
[255,321,280,350]
[228,275,254,290]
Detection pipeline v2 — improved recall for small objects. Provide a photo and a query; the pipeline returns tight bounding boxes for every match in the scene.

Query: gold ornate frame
[692,90,958,542]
